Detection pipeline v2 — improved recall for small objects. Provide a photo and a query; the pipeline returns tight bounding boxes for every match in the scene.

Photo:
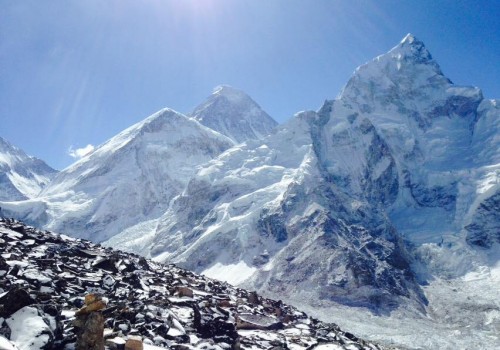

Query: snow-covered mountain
[0,137,57,201]
[1,109,234,242]
[191,85,278,143]
[338,34,499,254]
[104,34,499,348]
[142,110,425,311]
[1,86,279,243]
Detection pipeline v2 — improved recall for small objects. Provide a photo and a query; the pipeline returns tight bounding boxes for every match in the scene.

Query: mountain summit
[191,85,278,143]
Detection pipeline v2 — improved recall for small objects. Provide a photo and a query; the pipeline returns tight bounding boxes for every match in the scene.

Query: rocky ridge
[0,219,384,350]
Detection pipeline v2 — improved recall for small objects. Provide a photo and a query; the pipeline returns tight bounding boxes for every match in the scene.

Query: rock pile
[0,219,384,350]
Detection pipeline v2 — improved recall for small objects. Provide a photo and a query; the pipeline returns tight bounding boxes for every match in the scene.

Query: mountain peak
[0,136,17,153]
[191,86,277,143]
[339,34,448,105]
[400,33,417,45]
[212,85,247,101]
[392,33,433,63]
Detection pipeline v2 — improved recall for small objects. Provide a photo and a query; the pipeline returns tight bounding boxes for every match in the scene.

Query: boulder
[0,287,34,318]
[176,286,194,298]
[125,337,143,350]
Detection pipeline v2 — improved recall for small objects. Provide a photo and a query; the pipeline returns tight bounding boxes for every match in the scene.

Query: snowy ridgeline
[0,34,499,349]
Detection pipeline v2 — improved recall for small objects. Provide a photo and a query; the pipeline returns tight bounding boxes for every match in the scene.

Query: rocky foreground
[0,218,384,350]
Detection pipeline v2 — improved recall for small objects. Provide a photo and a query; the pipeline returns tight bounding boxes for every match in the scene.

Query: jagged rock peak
[354,33,443,77]
[391,33,435,65]
[339,33,452,106]
[399,33,428,51]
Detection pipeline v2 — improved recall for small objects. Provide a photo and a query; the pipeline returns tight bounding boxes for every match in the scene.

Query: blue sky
[1,0,499,170]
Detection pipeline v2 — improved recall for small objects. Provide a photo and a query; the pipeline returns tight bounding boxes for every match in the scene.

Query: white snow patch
[202,261,257,285]
[0,336,19,350]
[7,306,51,350]
[313,344,344,350]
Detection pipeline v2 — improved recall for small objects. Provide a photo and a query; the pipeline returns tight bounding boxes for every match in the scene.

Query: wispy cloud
[68,144,95,159]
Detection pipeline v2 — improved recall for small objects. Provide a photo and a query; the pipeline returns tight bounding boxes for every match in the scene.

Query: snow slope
[0,137,57,201]
[2,109,233,242]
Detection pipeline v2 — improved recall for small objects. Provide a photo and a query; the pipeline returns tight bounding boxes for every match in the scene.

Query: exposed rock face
[138,35,499,316]
[465,190,500,248]
[0,219,384,350]
[151,109,424,311]
[0,35,498,348]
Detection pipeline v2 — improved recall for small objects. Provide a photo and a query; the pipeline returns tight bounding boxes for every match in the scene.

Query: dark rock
[10,224,25,234]
[0,256,8,271]
[0,219,383,350]
[0,319,11,339]
[94,255,119,273]
[465,191,500,248]
[248,291,260,305]
[0,287,34,318]
[106,337,126,350]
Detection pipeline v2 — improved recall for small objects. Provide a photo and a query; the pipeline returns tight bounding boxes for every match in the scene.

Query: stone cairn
[73,293,144,350]
[74,294,107,350]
